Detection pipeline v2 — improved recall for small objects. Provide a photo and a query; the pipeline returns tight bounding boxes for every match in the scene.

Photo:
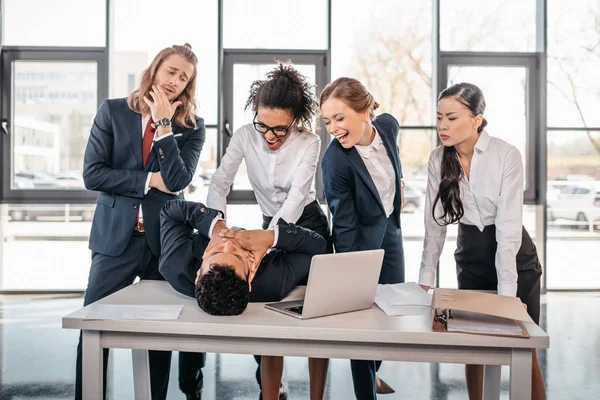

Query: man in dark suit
[158,198,326,313]
[76,44,205,400]
[158,199,327,399]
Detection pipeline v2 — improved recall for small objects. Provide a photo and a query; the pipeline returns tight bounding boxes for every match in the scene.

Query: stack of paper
[83,304,184,320]
[375,282,432,316]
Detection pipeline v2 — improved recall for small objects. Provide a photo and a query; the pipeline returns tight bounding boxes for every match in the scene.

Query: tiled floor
[0,292,598,399]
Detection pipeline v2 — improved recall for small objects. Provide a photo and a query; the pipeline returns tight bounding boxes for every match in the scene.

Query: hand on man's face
[204,220,227,255]
[218,229,274,277]
[197,238,255,285]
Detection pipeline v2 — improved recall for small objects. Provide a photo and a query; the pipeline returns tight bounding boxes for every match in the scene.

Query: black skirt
[262,199,333,254]
[454,223,543,324]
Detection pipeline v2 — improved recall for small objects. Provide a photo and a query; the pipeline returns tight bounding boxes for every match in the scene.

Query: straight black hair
[433,82,487,225]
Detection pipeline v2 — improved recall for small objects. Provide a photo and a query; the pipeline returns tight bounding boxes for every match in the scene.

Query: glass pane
[3,0,106,46]
[440,0,536,52]
[397,129,437,282]
[223,0,328,49]
[12,61,98,190]
[1,203,94,290]
[230,63,316,190]
[547,0,600,128]
[111,0,218,125]
[447,66,528,189]
[226,204,267,230]
[331,0,433,126]
[183,128,218,204]
[547,130,600,289]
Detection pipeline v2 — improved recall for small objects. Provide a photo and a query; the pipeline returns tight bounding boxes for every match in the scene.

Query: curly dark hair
[194,264,249,315]
[245,62,318,131]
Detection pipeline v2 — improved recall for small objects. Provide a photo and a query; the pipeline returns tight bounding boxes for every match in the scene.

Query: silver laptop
[265,249,384,319]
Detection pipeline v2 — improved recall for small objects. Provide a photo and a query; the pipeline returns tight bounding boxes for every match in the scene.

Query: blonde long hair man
[76,44,206,400]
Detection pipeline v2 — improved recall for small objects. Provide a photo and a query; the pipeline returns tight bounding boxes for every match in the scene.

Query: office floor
[0,292,598,400]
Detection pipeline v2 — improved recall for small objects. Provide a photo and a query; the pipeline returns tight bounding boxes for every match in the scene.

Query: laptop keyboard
[284,305,304,315]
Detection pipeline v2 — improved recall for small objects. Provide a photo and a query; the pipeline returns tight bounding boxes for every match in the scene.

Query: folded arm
[154,118,206,192]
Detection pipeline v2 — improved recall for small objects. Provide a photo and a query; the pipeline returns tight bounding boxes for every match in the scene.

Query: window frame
[0,47,108,204]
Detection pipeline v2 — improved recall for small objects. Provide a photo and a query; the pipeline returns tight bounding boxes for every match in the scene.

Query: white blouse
[354,128,396,217]
[418,130,524,297]
[207,123,320,228]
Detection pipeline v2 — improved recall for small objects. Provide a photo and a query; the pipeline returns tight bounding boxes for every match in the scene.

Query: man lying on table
[158,199,329,400]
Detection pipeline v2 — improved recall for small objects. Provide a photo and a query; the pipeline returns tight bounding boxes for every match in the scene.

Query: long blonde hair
[127,43,198,128]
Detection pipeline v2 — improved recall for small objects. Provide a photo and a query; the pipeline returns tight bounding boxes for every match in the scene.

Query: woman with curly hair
[207,63,330,400]
[208,62,330,250]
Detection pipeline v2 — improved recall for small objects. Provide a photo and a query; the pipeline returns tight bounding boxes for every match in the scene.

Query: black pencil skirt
[454,223,543,324]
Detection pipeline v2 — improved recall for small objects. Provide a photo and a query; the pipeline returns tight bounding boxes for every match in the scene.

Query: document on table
[375,282,432,316]
[447,310,523,336]
[83,304,184,321]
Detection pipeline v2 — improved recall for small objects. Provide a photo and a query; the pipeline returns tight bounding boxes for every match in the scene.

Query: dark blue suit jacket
[83,98,205,257]
[158,200,327,302]
[322,113,404,275]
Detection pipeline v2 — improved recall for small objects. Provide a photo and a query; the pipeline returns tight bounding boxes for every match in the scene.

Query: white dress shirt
[354,127,396,217]
[418,130,524,297]
[207,123,320,229]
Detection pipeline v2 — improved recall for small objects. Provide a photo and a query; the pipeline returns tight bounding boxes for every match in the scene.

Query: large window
[332,0,433,126]
[111,0,218,126]
[2,0,106,47]
[440,0,537,52]
[11,61,97,190]
[111,0,220,203]
[547,0,600,128]
[0,0,106,292]
[0,0,597,291]
[332,0,435,282]
[223,0,328,50]
[546,0,600,289]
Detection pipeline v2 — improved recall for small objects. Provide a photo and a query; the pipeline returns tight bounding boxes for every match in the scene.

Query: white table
[63,280,549,400]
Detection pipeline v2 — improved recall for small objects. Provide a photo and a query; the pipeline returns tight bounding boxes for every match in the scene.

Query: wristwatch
[153,118,172,129]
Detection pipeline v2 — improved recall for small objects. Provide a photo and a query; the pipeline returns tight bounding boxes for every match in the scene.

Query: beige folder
[431,288,534,338]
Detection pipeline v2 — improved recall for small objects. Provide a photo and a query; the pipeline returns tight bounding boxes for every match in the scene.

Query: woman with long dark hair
[418,82,545,400]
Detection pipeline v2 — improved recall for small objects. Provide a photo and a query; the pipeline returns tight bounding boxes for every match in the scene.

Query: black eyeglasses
[253,113,295,138]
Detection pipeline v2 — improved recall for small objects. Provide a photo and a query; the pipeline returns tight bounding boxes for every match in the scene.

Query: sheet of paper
[375,282,432,316]
[447,310,523,336]
[83,304,184,321]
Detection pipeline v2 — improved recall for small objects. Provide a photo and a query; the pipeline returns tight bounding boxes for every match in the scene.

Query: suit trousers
[351,214,405,400]
[74,232,204,399]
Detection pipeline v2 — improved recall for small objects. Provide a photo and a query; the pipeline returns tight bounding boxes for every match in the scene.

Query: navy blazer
[83,98,205,257]
[322,113,403,253]
[158,199,327,302]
